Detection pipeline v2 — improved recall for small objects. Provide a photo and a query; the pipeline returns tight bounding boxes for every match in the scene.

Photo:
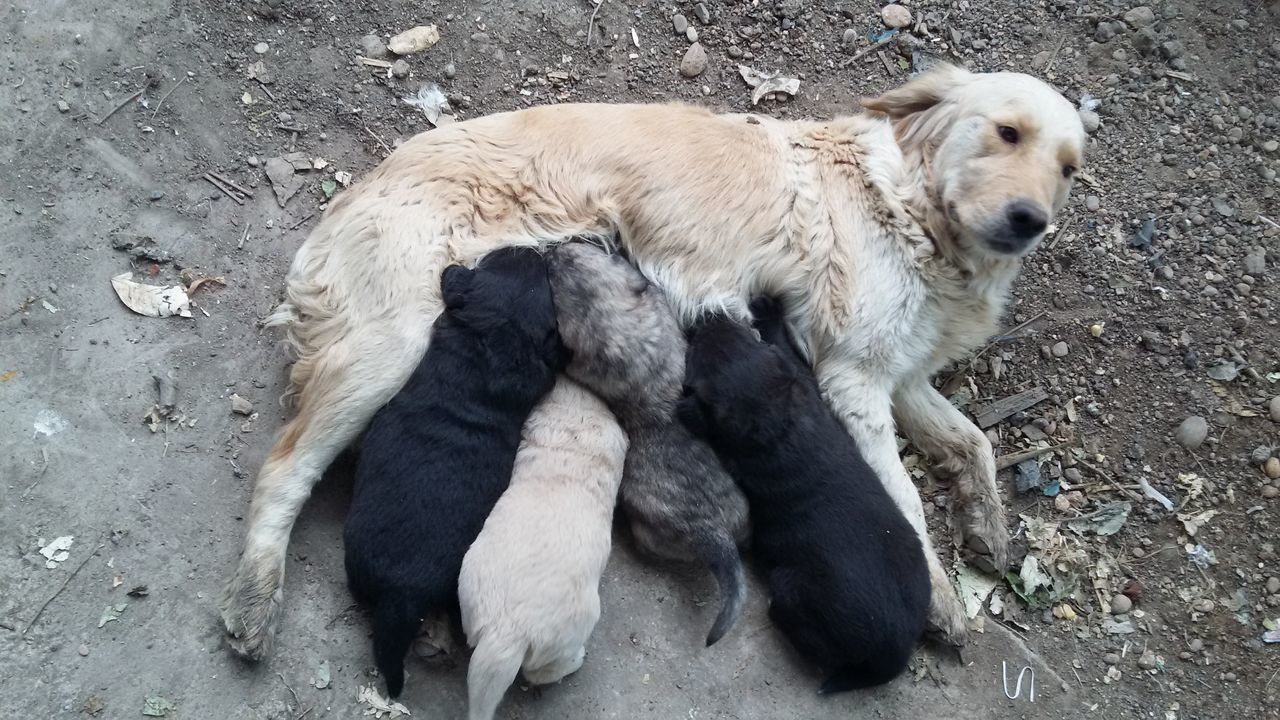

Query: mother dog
[221,63,1084,657]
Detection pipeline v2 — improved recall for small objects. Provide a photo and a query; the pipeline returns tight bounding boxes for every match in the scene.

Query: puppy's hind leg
[467,632,527,720]
[522,644,586,686]
[221,327,429,660]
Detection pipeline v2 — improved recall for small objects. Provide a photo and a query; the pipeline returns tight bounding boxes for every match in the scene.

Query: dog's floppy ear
[862,63,967,119]
[441,265,474,309]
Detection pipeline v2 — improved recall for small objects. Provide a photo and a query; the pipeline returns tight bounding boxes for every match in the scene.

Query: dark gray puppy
[547,240,749,646]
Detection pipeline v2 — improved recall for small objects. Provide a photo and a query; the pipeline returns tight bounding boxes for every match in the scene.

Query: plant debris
[1067,501,1131,537]
[39,536,74,568]
[357,684,411,718]
[388,25,440,55]
[111,272,192,318]
[736,64,801,105]
[311,659,331,690]
[141,695,176,717]
[97,602,127,628]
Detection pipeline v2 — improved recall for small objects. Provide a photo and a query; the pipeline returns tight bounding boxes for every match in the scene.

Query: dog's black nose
[1005,199,1048,240]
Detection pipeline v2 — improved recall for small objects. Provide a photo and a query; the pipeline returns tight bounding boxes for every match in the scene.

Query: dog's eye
[1061,165,1077,179]
[997,125,1019,144]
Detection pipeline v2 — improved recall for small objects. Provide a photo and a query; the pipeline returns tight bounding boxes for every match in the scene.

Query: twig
[995,442,1075,471]
[325,602,358,629]
[363,125,393,156]
[255,78,277,101]
[1076,459,1143,503]
[150,77,187,119]
[207,171,253,198]
[288,212,316,231]
[23,538,106,636]
[96,88,145,125]
[202,173,246,205]
[586,0,605,47]
[1258,214,1280,230]
[1043,35,1068,75]
[238,223,252,250]
[842,34,898,66]
[22,447,50,497]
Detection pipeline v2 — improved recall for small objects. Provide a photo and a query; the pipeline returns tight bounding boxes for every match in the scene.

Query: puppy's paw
[220,558,284,660]
[925,564,969,647]
[960,492,1011,572]
[412,613,457,662]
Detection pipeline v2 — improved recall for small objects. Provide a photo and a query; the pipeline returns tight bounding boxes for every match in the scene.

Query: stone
[1267,577,1280,594]
[1103,652,1121,665]
[1110,593,1133,614]
[1266,457,1280,479]
[1252,445,1274,464]
[253,42,269,55]
[686,27,699,43]
[1265,485,1280,499]
[360,34,388,58]
[443,62,457,79]
[1031,51,1052,70]
[1137,651,1157,670]
[77,644,89,656]
[1123,6,1156,28]
[1246,247,1266,275]
[672,14,688,34]
[1133,28,1157,56]
[679,43,707,78]
[230,393,254,416]
[1159,40,1185,59]
[1086,195,1100,211]
[693,3,711,24]
[842,28,858,46]
[1270,395,1280,422]
[391,59,410,79]
[1192,598,1214,613]
[57,100,70,113]
[388,25,441,56]
[880,4,912,29]
[1264,140,1279,153]
[1051,341,1070,358]
[1188,638,1204,652]
[1079,109,1101,134]
[148,190,164,202]
[1174,416,1208,450]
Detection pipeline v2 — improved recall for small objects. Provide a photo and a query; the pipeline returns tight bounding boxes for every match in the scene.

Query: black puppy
[678,298,929,693]
[343,246,565,698]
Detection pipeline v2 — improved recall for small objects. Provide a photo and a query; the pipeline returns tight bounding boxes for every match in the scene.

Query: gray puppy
[547,240,749,646]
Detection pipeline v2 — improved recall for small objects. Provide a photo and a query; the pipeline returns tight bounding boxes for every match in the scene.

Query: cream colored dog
[221,63,1085,657]
[458,376,626,720]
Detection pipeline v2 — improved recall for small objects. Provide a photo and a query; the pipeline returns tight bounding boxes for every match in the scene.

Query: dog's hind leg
[893,376,1009,571]
[819,372,969,646]
[221,326,429,660]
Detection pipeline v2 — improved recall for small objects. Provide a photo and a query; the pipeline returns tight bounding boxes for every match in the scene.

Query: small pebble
[1264,485,1279,499]
[686,27,698,43]
[1188,638,1204,652]
[1270,396,1280,422]
[1192,598,1214,613]
[148,189,164,202]
[1053,494,1071,512]
[230,393,254,416]
[679,43,707,78]
[1174,416,1209,450]
[1110,593,1133,614]
[360,34,388,59]
[391,59,410,78]
[1131,546,1146,558]
[1265,457,1280,479]
[1123,6,1156,28]
[1103,652,1120,665]
[444,62,457,79]
[1266,577,1280,594]
[77,644,89,656]
[253,42,270,55]
[1251,445,1273,465]
[693,3,711,24]
[880,4,912,29]
[672,14,689,34]
[1085,195,1100,211]
[842,28,858,46]
[1079,109,1101,134]
[1137,651,1157,670]
[57,100,70,113]
[1051,341,1070,358]
[247,155,260,168]
[1224,671,1237,682]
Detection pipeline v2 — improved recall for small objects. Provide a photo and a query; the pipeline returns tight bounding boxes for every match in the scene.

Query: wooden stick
[207,171,253,198]
[1043,35,1068,75]
[1076,459,1143,503]
[202,173,246,205]
[96,88,144,125]
[995,442,1075,471]
[150,77,187,119]
[23,539,106,636]
[363,125,393,155]
[842,34,898,66]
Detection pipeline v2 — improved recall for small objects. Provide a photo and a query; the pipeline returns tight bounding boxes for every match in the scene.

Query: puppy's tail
[466,631,525,720]
[699,534,747,646]
[372,593,422,698]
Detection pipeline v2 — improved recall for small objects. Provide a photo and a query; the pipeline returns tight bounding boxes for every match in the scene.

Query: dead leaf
[357,684,411,718]
[1178,509,1217,536]
[39,535,74,568]
[141,695,176,717]
[97,602,127,628]
[111,273,192,318]
[312,659,332,690]
[0,370,16,382]
[956,563,999,619]
[737,64,801,105]
[1066,501,1131,537]
[184,276,226,296]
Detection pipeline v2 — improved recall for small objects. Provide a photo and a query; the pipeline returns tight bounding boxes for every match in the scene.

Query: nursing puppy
[679,298,929,692]
[343,246,564,698]
[546,241,749,646]
[459,377,627,720]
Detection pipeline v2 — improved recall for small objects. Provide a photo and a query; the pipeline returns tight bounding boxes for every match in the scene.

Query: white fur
[458,377,627,720]
[220,65,1085,657]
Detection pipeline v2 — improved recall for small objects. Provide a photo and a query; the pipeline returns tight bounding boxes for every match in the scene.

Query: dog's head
[864,64,1085,258]
[547,240,684,408]
[678,313,799,448]
[440,246,567,371]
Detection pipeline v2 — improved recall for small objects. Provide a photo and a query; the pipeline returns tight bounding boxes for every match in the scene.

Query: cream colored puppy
[458,376,627,720]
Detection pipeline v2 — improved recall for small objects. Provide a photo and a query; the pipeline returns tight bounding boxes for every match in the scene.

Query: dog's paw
[412,613,457,662]
[961,494,1011,572]
[220,559,284,660]
[925,564,969,647]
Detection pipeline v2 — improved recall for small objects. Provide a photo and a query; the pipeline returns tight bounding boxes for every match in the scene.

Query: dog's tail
[818,658,908,694]
[372,593,422,698]
[698,533,747,646]
[466,631,525,720]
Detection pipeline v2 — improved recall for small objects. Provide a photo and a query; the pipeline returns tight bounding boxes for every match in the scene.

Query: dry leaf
[111,273,192,318]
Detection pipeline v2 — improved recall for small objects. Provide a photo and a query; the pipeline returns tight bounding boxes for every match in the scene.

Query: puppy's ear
[676,387,711,438]
[441,265,474,310]
[862,63,967,119]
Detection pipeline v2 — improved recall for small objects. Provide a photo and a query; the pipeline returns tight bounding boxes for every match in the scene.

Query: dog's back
[343,247,564,698]
[680,301,929,691]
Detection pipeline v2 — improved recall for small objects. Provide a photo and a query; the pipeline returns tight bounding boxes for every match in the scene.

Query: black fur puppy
[344,246,565,698]
[678,298,930,692]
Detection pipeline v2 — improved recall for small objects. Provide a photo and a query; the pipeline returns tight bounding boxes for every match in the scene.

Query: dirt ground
[2,0,1279,718]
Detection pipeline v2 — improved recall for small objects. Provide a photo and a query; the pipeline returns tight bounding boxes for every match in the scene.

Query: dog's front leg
[893,376,1009,571]
[820,372,968,646]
